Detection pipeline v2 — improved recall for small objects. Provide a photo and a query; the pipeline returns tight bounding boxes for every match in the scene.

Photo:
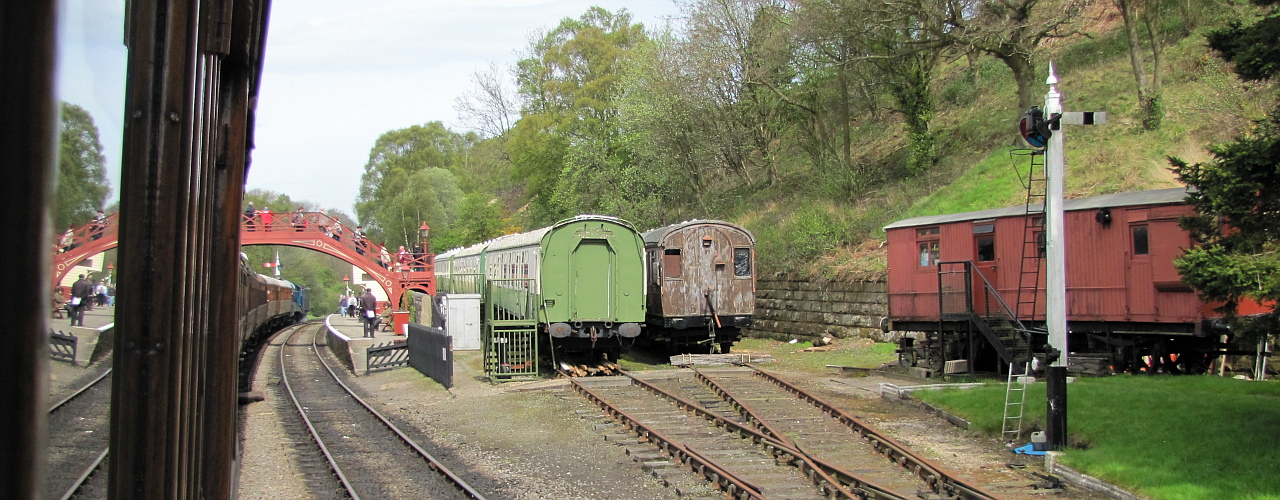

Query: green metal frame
[483,278,539,381]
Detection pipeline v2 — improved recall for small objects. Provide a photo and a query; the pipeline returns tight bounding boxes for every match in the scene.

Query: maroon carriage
[884,187,1233,375]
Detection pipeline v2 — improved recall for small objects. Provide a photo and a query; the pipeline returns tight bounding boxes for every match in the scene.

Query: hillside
[734,1,1278,282]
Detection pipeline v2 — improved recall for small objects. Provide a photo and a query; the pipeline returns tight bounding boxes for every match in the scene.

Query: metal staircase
[937,262,1037,375]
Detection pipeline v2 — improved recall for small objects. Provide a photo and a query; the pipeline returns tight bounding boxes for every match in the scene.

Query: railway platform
[52,304,114,366]
[323,313,405,376]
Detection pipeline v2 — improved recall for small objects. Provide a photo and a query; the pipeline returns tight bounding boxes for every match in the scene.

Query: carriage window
[734,248,751,277]
[1036,232,1046,258]
[663,249,682,278]
[976,235,995,262]
[1132,225,1149,255]
[918,241,940,267]
[916,227,939,237]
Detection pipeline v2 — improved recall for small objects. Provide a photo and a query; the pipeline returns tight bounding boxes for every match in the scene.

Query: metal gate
[484,279,538,381]
[407,324,453,388]
[49,329,77,365]
[367,341,409,372]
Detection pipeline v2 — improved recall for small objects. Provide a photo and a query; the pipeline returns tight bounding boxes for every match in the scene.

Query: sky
[56,0,684,216]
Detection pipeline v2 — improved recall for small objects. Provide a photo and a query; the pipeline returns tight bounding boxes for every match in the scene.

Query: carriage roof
[883,187,1190,230]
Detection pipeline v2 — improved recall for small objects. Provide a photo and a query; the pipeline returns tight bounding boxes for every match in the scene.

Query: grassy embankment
[913,377,1280,499]
[740,8,1277,281]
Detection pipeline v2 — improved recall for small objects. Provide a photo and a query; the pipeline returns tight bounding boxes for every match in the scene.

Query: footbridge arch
[51,212,435,308]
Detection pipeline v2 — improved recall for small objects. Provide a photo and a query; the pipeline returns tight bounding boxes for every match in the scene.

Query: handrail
[938,260,1032,340]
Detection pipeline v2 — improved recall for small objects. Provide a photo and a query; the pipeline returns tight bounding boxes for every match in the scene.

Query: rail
[741,364,1000,500]
[281,324,486,499]
[612,370,895,499]
[564,374,767,500]
[48,368,112,500]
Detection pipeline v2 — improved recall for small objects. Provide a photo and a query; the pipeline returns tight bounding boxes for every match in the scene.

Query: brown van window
[663,249,682,278]
[1132,225,1149,255]
[734,248,751,277]
[976,235,995,262]
[918,241,940,267]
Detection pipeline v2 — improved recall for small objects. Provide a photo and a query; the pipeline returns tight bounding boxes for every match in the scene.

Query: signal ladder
[1001,148,1048,445]
[1013,149,1047,323]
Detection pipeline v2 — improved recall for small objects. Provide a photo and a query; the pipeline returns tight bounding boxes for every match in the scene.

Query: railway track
[566,366,1001,500]
[46,368,112,500]
[278,323,487,500]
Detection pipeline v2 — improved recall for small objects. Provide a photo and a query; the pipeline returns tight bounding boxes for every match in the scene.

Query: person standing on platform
[359,288,378,338]
[95,281,108,306]
[70,274,92,326]
[338,293,348,317]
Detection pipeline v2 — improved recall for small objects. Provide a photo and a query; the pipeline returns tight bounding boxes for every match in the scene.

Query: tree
[1171,0,1280,340]
[508,6,649,224]
[355,122,470,249]
[906,0,1088,114]
[56,102,111,231]
[1114,0,1165,130]
[794,0,945,175]
[454,62,520,139]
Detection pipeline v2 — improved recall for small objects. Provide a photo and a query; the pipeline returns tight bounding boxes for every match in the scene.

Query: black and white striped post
[1040,62,1105,451]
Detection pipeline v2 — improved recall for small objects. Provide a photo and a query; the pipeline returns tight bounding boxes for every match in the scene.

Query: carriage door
[571,239,613,320]
[1125,211,1155,320]
[704,228,734,316]
[972,222,998,315]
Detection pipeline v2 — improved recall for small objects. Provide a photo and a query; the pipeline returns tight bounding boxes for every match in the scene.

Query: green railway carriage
[437,215,647,361]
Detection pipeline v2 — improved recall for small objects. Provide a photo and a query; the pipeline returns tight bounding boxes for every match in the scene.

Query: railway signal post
[1036,62,1105,450]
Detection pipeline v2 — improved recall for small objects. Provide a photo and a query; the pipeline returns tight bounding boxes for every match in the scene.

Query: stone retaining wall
[745,277,897,342]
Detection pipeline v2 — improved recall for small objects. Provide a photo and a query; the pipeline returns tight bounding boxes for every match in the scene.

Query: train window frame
[733,248,751,277]
[1132,224,1150,255]
[918,241,940,267]
[917,226,940,268]
[975,234,995,262]
[663,248,682,279]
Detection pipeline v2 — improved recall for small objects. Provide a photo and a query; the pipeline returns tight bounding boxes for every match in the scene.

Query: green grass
[913,376,1280,499]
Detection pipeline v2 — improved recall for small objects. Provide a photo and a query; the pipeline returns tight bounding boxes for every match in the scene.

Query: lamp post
[342,274,350,295]
[106,262,114,285]
[418,222,431,253]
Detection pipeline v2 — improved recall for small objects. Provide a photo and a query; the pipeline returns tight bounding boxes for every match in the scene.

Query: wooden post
[0,3,58,498]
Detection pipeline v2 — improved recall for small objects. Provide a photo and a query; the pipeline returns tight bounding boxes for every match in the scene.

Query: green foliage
[436,192,507,251]
[355,122,470,250]
[1170,0,1280,340]
[1170,108,1280,338]
[55,102,110,231]
[915,376,1280,499]
[1207,14,1280,82]
[510,6,648,226]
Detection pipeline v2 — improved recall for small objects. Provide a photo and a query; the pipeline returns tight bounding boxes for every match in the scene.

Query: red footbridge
[52,212,435,308]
